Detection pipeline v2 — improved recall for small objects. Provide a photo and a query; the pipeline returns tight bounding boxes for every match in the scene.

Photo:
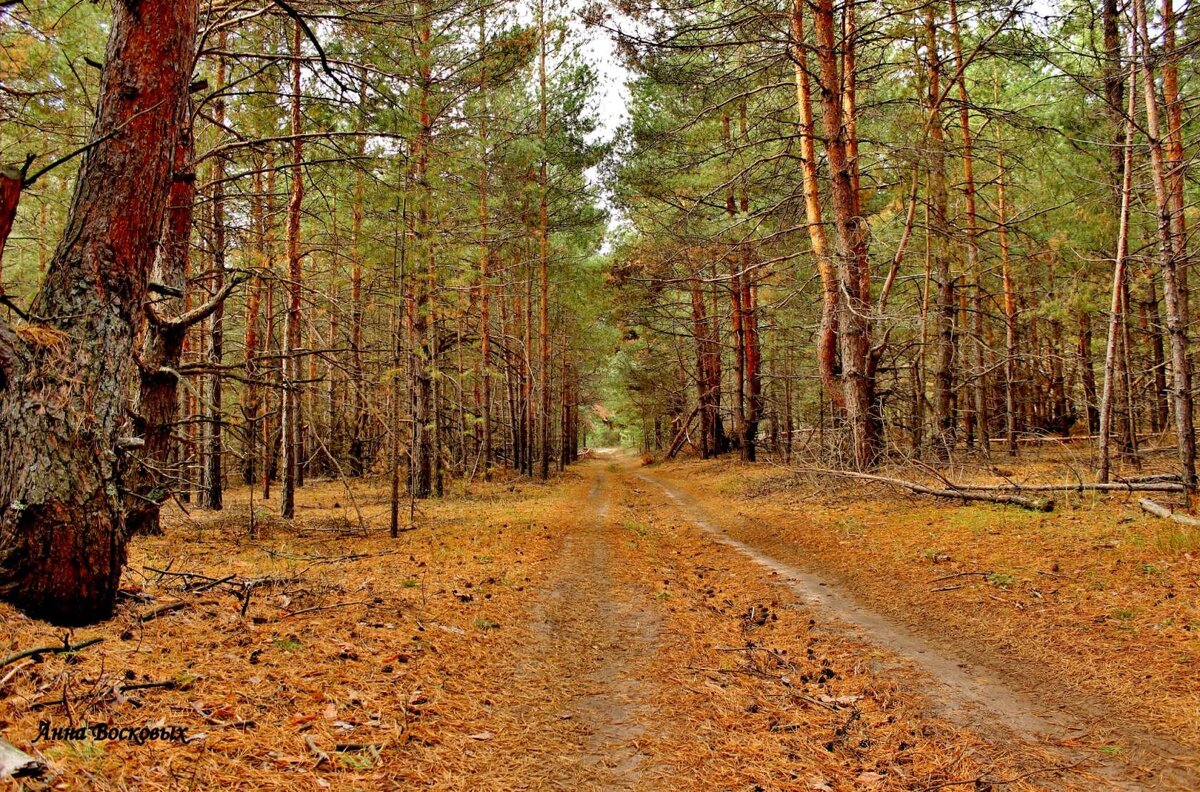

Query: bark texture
[0,0,199,625]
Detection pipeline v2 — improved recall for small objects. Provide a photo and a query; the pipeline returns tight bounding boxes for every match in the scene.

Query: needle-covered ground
[642,453,1200,788]
[1,452,1194,790]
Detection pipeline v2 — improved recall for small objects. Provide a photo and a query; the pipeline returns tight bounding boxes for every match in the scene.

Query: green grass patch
[1156,525,1200,554]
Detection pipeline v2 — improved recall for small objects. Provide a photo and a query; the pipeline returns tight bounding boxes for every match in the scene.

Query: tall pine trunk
[280,21,304,519]
[813,0,876,469]
[1133,0,1196,487]
[0,0,199,624]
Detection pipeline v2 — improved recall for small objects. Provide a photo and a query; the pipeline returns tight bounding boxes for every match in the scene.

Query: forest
[0,0,1198,788]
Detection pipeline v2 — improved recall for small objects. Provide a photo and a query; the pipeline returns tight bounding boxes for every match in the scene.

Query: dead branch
[929,571,992,583]
[665,403,701,460]
[138,601,190,622]
[146,272,249,331]
[948,481,1184,494]
[281,599,373,619]
[1138,498,1200,527]
[1,636,103,668]
[798,468,1054,511]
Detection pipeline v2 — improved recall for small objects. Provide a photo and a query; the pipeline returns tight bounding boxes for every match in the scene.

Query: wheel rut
[516,468,660,789]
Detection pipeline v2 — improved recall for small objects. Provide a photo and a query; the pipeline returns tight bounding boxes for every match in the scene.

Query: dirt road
[503,453,1196,790]
[508,470,660,789]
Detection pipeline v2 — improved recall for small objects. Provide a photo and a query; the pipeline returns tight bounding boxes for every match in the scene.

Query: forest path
[510,461,661,789]
[633,463,1193,792]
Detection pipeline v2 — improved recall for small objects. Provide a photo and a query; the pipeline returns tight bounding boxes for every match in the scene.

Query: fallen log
[0,737,44,780]
[947,481,1185,494]
[1138,498,1200,527]
[798,468,1054,511]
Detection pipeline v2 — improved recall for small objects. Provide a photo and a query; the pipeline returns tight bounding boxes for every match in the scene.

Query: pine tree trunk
[1133,0,1196,487]
[349,70,368,477]
[814,0,876,469]
[537,0,553,481]
[128,95,197,537]
[995,74,1018,457]
[200,37,227,511]
[742,275,762,462]
[0,0,199,624]
[949,0,987,453]
[925,6,955,455]
[477,7,493,480]
[1143,281,1169,432]
[243,165,266,486]
[1077,313,1099,435]
[280,21,304,519]
[790,0,839,406]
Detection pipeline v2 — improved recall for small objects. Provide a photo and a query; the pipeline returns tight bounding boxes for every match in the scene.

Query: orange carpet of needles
[1,451,1196,790]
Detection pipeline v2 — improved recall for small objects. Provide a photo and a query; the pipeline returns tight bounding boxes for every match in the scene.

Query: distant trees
[608,0,1196,478]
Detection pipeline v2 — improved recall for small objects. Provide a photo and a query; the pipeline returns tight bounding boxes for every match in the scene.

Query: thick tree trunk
[0,169,19,279]
[0,0,199,625]
[127,96,197,538]
[813,0,876,469]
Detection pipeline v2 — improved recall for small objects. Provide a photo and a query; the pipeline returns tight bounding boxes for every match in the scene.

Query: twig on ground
[139,602,189,623]
[1,637,103,668]
[929,571,992,583]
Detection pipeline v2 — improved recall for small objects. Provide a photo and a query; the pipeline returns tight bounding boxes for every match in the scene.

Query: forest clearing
[2,0,1200,788]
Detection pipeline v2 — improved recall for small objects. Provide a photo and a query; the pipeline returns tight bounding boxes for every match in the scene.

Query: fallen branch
[0,737,44,780]
[139,601,189,623]
[1138,498,1200,527]
[798,468,1054,511]
[1,637,103,668]
[948,481,1184,494]
[304,734,331,767]
[665,403,701,460]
